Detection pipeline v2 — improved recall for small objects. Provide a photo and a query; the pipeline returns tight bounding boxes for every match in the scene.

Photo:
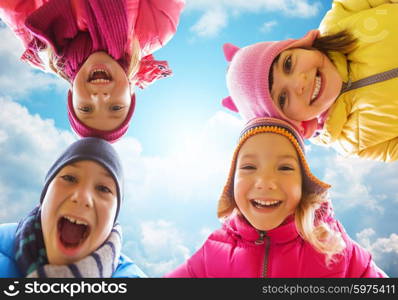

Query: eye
[79,106,92,113]
[283,55,292,73]
[279,165,295,171]
[61,175,77,183]
[240,165,256,170]
[278,92,287,110]
[97,185,112,194]
[110,105,123,111]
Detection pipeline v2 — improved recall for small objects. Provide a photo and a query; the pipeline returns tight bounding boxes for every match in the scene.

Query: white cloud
[0,27,68,98]
[260,21,277,33]
[322,155,385,213]
[0,97,75,221]
[185,0,321,37]
[139,220,191,276]
[190,8,228,37]
[356,228,398,276]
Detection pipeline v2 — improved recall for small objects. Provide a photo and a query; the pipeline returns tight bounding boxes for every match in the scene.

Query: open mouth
[88,68,112,84]
[57,216,90,249]
[251,199,282,209]
[310,70,323,105]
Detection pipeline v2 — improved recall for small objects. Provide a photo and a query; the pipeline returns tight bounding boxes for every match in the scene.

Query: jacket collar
[223,211,299,245]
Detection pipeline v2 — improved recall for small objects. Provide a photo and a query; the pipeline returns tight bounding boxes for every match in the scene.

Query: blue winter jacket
[0,223,146,278]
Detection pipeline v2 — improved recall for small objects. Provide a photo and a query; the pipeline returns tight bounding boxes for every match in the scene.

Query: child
[0,0,185,142]
[222,1,398,162]
[165,117,387,277]
[0,137,146,277]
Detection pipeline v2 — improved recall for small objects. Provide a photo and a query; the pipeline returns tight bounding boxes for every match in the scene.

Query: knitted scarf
[14,206,122,278]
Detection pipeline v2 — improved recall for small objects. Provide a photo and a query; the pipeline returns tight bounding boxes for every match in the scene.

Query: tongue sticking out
[59,218,88,247]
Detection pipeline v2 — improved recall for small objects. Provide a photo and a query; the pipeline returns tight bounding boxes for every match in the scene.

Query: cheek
[96,199,117,228]
[233,176,250,204]
[71,77,88,106]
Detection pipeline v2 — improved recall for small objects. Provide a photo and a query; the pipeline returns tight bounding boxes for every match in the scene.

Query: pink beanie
[67,91,135,143]
[222,30,320,138]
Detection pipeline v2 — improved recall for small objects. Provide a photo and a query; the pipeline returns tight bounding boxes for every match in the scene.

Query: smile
[88,68,112,84]
[310,71,323,104]
[251,199,282,209]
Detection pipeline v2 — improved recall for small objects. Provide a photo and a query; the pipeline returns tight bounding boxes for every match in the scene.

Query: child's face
[41,160,118,265]
[270,48,342,121]
[234,133,302,231]
[72,52,132,131]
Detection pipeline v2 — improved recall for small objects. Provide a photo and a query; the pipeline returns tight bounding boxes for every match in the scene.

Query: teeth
[64,216,88,226]
[253,199,280,206]
[90,78,110,83]
[311,75,322,101]
[89,68,111,82]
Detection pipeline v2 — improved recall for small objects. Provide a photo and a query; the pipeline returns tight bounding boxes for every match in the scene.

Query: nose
[90,92,110,102]
[71,185,94,209]
[254,172,277,190]
[293,72,308,96]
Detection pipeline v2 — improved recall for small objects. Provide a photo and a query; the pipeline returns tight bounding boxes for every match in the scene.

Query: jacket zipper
[255,231,270,278]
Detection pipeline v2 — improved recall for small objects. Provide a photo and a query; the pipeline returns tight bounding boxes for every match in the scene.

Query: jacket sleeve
[0,0,47,48]
[319,0,398,34]
[164,246,205,278]
[358,138,398,162]
[336,222,388,278]
[134,0,185,56]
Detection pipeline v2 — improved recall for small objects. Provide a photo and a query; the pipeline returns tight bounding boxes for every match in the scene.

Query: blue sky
[1,0,398,277]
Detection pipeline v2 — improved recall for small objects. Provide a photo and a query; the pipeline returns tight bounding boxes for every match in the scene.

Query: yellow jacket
[312,0,398,162]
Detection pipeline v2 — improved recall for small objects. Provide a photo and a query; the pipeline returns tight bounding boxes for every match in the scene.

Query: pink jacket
[165,212,387,278]
[0,0,184,81]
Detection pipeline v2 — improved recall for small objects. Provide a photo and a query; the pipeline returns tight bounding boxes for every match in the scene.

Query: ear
[223,43,240,62]
[301,119,319,139]
[222,96,239,112]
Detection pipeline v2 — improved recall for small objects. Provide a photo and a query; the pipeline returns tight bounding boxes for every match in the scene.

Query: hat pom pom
[222,96,239,112]
[223,43,240,62]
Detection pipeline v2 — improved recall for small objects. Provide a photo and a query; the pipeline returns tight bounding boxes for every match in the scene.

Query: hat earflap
[223,43,240,62]
[222,96,239,112]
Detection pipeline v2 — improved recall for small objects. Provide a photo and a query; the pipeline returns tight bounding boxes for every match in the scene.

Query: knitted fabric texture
[14,205,48,276]
[40,137,123,221]
[217,117,331,218]
[28,224,122,278]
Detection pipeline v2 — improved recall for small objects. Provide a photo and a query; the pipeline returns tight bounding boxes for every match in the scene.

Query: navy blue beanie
[40,137,123,221]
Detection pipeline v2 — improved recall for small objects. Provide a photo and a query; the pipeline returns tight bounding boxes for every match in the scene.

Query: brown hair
[269,30,357,91]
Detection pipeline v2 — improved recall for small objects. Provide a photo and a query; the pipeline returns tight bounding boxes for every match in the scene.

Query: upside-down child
[0,137,145,277]
[222,0,398,162]
[0,0,184,142]
[165,118,387,277]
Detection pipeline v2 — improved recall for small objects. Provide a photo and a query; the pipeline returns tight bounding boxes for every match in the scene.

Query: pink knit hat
[67,91,135,143]
[222,30,320,139]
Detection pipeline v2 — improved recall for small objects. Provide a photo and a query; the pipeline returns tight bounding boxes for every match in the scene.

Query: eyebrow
[239,153,298,162]
[278,154,299,162]
[109,115,124,120]
[100,171,114,179]
[78,114,94,120]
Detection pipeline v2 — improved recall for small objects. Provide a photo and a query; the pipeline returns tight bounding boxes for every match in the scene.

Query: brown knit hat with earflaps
[217,117,331,219]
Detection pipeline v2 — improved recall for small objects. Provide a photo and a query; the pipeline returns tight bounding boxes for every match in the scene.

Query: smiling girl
[0,138,146,277]
[0,0,184,142]
[165,118,387,278]
[222,0,398,162]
